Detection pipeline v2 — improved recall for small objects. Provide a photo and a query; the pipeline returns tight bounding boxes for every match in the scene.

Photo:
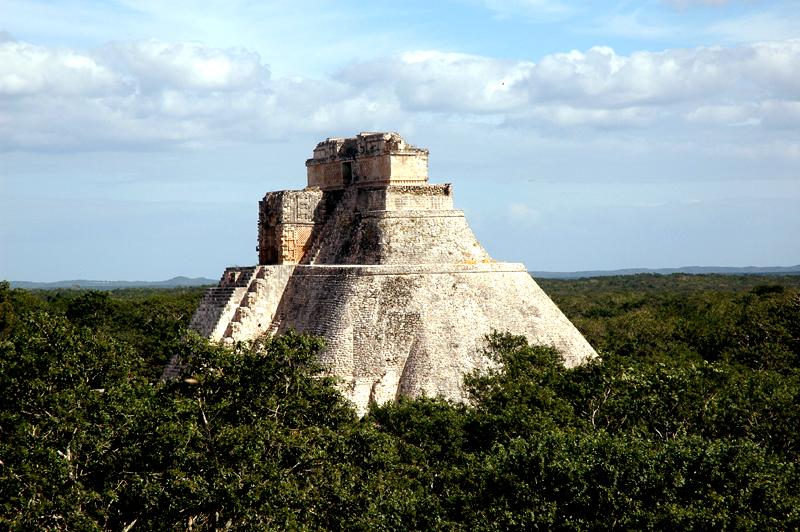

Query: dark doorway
[342,161,353,186]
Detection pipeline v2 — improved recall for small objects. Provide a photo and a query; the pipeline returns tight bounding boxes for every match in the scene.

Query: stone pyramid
[189,132,597,413]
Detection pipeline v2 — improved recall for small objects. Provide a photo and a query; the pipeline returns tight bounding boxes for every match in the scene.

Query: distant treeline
[9,276,216,290]
[1,275,798,529]
[533,266,800,279]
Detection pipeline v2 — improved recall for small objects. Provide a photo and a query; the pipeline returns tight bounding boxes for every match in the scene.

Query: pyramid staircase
[188,266,259,341]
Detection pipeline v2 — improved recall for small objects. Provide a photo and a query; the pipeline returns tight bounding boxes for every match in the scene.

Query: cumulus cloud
[99,41,270,92]
[523,41,800,107]
[1,37,798,152]
[338,40,800,131]
[337,51,531,113]
[0,38,375,150]
[0,40,123,96]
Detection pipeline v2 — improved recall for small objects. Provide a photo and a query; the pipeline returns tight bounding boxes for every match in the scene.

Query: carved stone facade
[257,189,324,264]
[306,132,429,190]
[186,132,598,414]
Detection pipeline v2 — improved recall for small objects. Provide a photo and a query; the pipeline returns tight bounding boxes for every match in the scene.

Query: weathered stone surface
[270,263,593,412]
[306,132,429,190]
[258,189,324,264]
[188,132,598,413]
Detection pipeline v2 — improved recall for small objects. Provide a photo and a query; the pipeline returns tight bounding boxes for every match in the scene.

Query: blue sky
[1,0,798,280]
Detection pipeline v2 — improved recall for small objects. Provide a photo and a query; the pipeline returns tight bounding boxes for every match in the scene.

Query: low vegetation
[1,276,798,529]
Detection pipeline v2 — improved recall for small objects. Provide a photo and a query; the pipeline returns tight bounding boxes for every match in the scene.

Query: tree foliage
[1,277,799,529]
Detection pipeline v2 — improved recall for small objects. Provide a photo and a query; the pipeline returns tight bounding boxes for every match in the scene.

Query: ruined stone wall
[294,185,488,265]
[307,155,429,189]
[306,132,429,190]
[384,153,429,184]
[306,162,346,190]
[258,189,324,264]
[335,211,491,265]
[358,185,453,211]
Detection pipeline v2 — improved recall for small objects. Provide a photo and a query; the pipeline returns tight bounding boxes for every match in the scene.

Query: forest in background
[1,274,798,530]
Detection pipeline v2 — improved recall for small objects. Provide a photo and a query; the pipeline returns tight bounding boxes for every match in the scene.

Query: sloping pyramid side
[269,263,595,414]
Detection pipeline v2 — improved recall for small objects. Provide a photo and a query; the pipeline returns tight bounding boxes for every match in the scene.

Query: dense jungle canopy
[1,275,798,529]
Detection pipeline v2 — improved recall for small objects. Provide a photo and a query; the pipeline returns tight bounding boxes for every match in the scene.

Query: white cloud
[1,37,798,154]
[684,100,800,130]
[0,0,429,78]
[340,40,800,131]
[0,38,370,150]
[524,44,786,106]
[338,51,532,113]
[99,40,270,92]
[515,105,660,128]
[0,41,123,96]
[686,104,759,126]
